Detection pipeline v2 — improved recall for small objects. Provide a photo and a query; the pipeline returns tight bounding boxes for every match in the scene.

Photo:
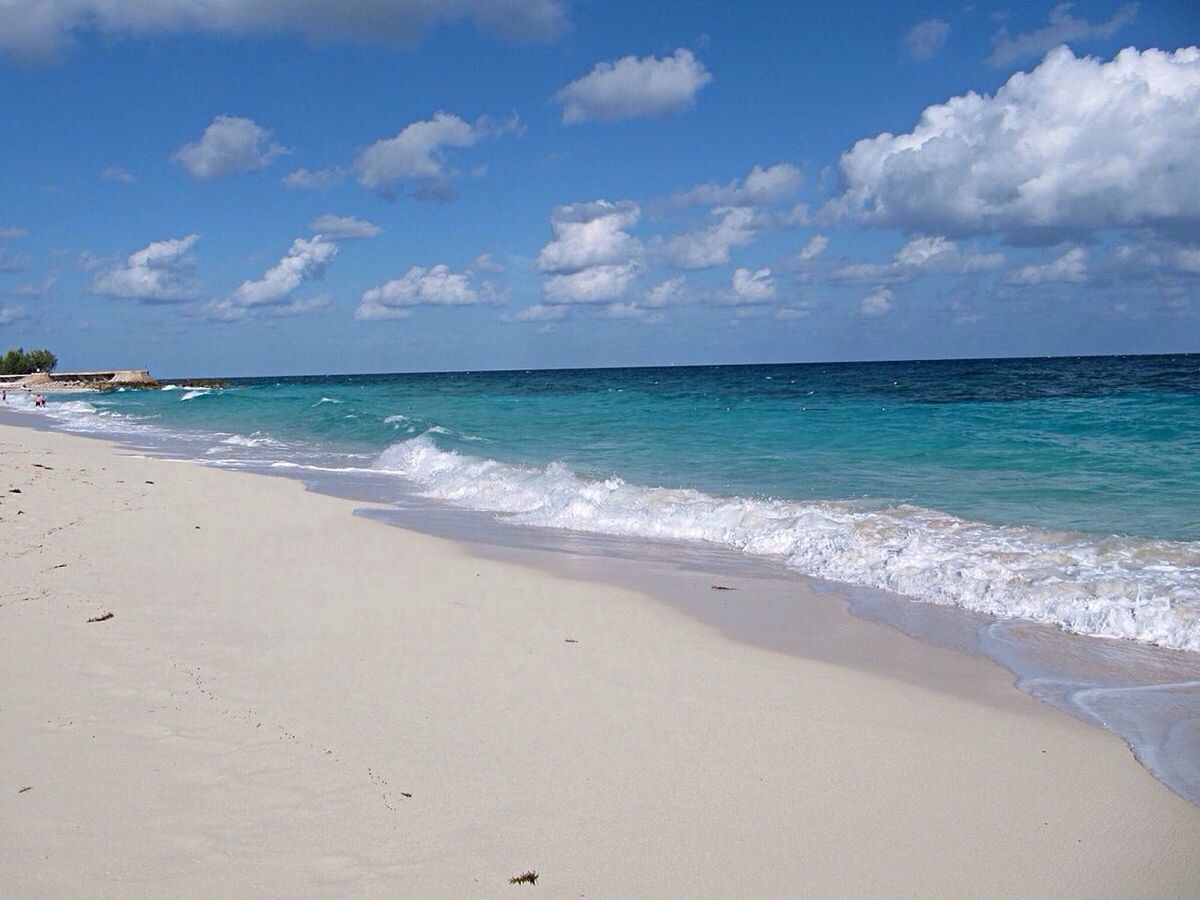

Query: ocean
[6,353,1199,801]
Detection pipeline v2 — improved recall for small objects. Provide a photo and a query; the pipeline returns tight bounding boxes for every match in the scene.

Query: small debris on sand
[564,638,578,643]
[144,480,155,485]
[509,871,538,885]
[400,791,412,798]
[8,488,21,494]
[711,584,736,591]
[18,786,32,794]
[87,612,115,623]
[31,463,53,470]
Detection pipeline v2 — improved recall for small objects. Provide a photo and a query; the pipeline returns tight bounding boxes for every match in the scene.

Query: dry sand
[2,422,1198,898]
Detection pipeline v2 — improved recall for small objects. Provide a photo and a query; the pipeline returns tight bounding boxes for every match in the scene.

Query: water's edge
[3,406,1196,809]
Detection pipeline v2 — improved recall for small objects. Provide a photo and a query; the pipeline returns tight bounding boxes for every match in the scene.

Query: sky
[0,0,1197,376]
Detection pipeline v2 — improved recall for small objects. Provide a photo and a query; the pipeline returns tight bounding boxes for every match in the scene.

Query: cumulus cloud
[310,214,381,239]
[555,48,712,123]
[0,250,32,273]
[172,116,288,180]
[0,305,29,325]
[473,253,505,273]
[91,234,200,302]
[1007,246,1088,284]
[830,236,1004,284]
[601,301,664,323]
[664,206,759,269]
[671,163,802,208]
[902,19,950,60]
[536,200,641,274]
[730,267,776,302]
[355,112,516,197]
[101,166,136,183]
[542,263,637,303]
[210,236,336,319]
[989,3,1138,67]
[859,286,893,317]
[643,276,688,307]
[283,167,345,190]
[501,303,569,323]
[776,304,812,321]
[356,264,496,320]
[9,275,59,297]
[797,234,829,261]
[0,0,567,62]
[832,46,1200,243]
[1111,239,1200,278]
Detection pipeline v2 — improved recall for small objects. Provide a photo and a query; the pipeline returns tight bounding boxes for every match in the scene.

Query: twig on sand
[18,786,32,794]
[509,871,538,885]
[86,612,114,623]
[711,584,736,591]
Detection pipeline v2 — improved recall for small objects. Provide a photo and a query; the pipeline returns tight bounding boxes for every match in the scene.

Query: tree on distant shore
[0,347,58,375]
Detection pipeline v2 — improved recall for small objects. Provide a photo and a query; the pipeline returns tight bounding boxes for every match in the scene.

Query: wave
[180,389,210,401]
[374,436,1200,652]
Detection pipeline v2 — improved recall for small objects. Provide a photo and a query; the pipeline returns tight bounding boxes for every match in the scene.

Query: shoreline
[2,422,1199,897]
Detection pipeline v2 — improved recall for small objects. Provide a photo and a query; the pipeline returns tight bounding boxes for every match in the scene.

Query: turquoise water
[17,354,1200,651]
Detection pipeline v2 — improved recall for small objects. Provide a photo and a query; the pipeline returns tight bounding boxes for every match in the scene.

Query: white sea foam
[180,389,210,401]
[313,397,343,406]
[375,436,1200,652]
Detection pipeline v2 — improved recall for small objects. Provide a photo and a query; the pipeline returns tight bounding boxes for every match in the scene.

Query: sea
[5,354,1199,803]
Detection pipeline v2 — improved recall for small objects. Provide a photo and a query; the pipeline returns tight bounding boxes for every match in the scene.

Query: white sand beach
[2,421,1199,898]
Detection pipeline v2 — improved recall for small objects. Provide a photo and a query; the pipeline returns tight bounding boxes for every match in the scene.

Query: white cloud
[1007,246,1088,284]
[355,112,516,196]
[830,236,1004,284]
[664,206,759,269]
[356,264,495,320]
[0,250,31,273]
[776,304,812,321]
[536,200,641,273]
[473,253,505,273]
[902,19,950,60]
[100,165,136,183]
[9,275,58,297]
[672,163,802,207]
[270,293,332,317]
[859,286,893,317]
[797,234,829,261]
[730,267,776,302]
[0,305,29,325]
[989,3,1138,67]
[0,0,567,62]
[172,116,288,180]
[601,301,664,323]
[309,214,381,239]
[91,234,200,302]
[555,48,712,123]
[501,303,569,323]
[1112,240,1200,277]
[542,263,637,303]
[643,276,687,307]
[832,46,1200,243]
[283,167,345,190]
[210,236,337,319]
[0,227,26,239]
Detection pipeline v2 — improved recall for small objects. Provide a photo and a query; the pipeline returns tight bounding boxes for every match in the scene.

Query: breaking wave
[375,436,1200,652]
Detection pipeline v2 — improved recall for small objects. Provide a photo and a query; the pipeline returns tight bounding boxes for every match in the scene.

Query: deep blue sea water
[12,354,1200,651]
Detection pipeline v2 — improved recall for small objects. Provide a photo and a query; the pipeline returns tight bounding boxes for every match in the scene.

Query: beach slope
[2,423,1198,898]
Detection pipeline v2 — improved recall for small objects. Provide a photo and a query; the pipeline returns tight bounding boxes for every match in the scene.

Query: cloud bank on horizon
[0,0,1196,372]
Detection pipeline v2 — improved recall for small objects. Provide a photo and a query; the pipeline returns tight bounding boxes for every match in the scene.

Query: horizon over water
[6,352,1200,804]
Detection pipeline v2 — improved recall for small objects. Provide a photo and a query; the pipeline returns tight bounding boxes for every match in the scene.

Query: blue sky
[0,0,1197,376]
